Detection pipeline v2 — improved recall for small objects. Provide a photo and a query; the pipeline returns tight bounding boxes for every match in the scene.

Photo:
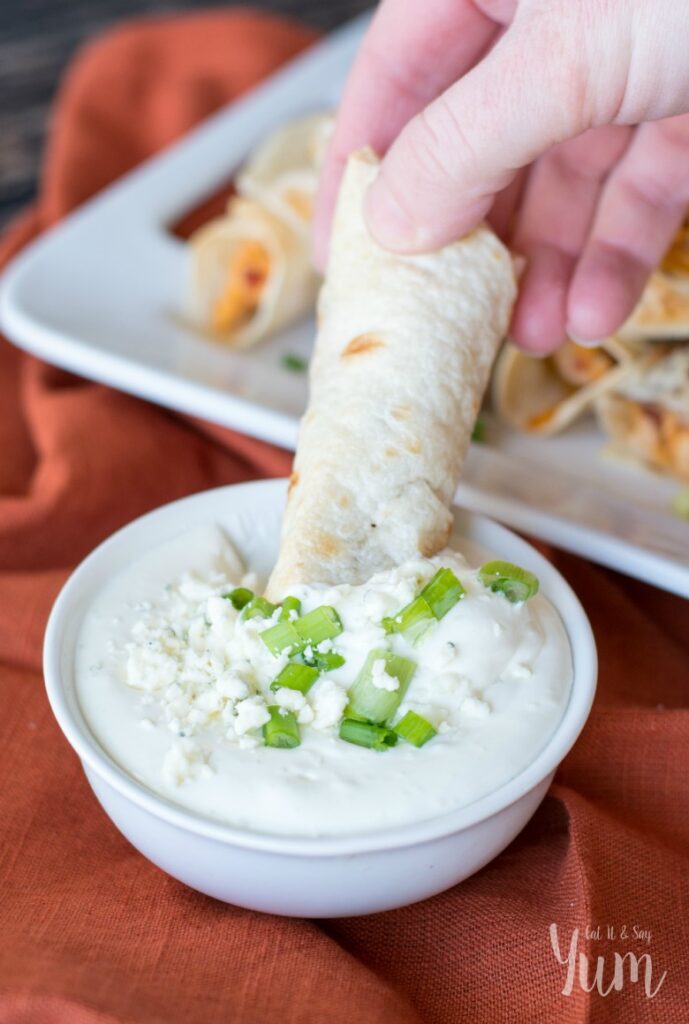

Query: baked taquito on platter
[596,345,689,482]
[189,113,331,348]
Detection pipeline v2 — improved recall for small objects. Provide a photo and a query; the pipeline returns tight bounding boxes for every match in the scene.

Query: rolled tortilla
[266,148,516,598]
[618,274,689,343]
[661,220,689,277]
[492,337,636,435]
[189,196,319,348]
[595,344,689,481]
[618,222,689,342]
[236,112,333,234]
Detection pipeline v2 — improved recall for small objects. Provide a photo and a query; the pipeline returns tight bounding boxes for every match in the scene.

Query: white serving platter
[1,12,688,597]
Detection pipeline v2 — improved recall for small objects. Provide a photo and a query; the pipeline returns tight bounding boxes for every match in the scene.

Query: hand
[314,0,689,352]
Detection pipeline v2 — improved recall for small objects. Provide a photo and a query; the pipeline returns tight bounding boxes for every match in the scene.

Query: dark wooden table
[0,0,368,229]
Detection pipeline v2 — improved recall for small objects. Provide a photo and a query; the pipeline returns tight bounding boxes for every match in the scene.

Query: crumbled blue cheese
[273,687,307,712]
[75,526,572,837]
[111,541,554,784]
[370,659,399,691]
[460,695,491,719]
[233,696,271,735]
[116,554,357,775]
[162,738,212,785]
[310,679,348,730]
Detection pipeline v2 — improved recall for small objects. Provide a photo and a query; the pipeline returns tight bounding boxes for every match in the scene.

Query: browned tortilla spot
[391,405,411,420]
[406,438,422,454]
[384,447,399,458]
[337,495,350,509]
[420,522,451,557]
[288,471,299,494]
[341,334,385,358]
[526,405,558,431]
[314,533,342,558]
[284,189,312,220]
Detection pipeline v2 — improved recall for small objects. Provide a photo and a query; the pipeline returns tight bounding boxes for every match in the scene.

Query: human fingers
[486,166,527,241]
[510,126,632,353]
[567,113,689,342]
[312,0,500,269]
[362,5,604,253]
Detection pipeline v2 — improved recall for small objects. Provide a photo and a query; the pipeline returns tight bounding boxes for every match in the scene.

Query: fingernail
[364,180,424,252]
[567,332,608,349]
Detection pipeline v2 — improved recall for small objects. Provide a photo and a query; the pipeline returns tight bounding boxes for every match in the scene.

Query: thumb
[365,15,598,251]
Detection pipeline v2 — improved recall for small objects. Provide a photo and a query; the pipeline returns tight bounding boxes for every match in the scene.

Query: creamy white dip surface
[75,525,572,838]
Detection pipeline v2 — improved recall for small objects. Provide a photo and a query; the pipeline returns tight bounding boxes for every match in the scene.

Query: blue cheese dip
[75,525,572,838]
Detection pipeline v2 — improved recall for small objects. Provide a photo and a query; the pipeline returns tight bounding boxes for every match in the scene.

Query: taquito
[596,345,689,481]
[237,112,333,234]
[189,196,318,348]
[267,148,516,598]
[492,337,635,435]
[618,221,689,342]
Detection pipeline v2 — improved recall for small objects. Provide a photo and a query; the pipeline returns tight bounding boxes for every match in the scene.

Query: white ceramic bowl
[44,479,596,917]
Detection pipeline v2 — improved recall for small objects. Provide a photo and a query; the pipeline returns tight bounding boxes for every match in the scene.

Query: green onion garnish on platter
[281,352,308,373]
[224,587,254,610]
[263,706,301,748]
[672,487,689,521]
[261,605,343,657]
[270,662,320,695]
[279,596,302,621]
[394,710,437,747]
[478,560,539,603]
[471,417,486,442]
[383,567,465,644]
[346,649,416,725]
[339,718,398,751]
[242,596,277,620]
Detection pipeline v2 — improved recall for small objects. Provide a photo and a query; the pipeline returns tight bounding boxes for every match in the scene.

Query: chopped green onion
[263,706,301,748]
[672,487,689,521]
[270,662,319,695]
[260,619,304,656]
[261,605,343,657]
[394,710,437,747]
[279,596,302,621]
[478,560,539,603]
[223,587,253,610]
[382,568,465,644]
[281,352,308,373]
[471,417,486,442]
[299,650,346,673]
[293,606,343,646]
[242,596,277,620]
[419,567,465,619]
[339,718,398,751]
[382,595,435,645]
[346,649,416,725]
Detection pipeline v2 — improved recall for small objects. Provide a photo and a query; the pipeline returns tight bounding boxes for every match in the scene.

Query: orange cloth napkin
[0,12,687,1023]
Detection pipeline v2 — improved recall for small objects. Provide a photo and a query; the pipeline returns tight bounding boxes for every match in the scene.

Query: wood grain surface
[0,0,368,228]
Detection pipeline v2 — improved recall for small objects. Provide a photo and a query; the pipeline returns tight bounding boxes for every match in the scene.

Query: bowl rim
[43,478,597,858]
